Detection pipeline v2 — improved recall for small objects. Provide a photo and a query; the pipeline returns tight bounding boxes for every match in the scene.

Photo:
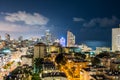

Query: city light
[2,49,11,53]
[0,1,120,80]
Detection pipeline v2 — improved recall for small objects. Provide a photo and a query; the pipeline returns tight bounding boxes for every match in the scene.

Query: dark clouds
[73,16,120,28]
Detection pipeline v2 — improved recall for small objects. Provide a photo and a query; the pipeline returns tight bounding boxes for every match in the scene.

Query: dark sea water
[79,41,111,50]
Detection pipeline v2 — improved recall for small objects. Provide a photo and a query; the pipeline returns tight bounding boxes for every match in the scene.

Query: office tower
[67,31,75,47]
[34,42,46,59]
[60,37,66,47]
[45,30,52,45]
[5,33,10,41]
[40,35,45,43]
[112,28,120,51]
[18,36,23,41]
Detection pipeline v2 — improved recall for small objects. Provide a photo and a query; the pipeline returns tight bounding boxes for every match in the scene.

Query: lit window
[117,35,120,47]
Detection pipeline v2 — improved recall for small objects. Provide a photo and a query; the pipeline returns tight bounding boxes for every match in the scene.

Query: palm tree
[34,58,44,73]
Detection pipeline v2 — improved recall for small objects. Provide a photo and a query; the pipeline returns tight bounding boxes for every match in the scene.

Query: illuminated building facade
[34,42,46,59]
[45,30,52,45]
[95,47,110,54]
[60,37,66,47]
[49,42,61,54]
[40,30,55,45]
[54,39,60,43]
[112,28,120,51]
[67,31,75,47]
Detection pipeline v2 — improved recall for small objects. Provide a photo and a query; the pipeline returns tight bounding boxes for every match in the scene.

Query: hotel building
[112,28,120,51]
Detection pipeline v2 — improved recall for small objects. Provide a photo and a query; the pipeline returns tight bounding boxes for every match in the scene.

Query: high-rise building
[112,28,120,51]
[40,30,55,45]
[40,35,46,43]
[45,30,52,45]
[67,31,75,47]
[5,33,10,41]
[60,37,66,47]
[18,36,23,41]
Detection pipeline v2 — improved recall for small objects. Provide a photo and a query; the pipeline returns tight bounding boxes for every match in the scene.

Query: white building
[21,55,32,66]
[112,28,120,51]
[67,31,75,47]
[95,47,110,54]
[78,44,92,52]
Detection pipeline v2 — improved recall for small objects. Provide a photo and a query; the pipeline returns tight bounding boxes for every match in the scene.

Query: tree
[34,58,44,73]
[17,61,21,66]
[91,57,101,66]
[55,53,67,66]
[96,52,110,58]
[32,73,40,80]
[74,53,86,59]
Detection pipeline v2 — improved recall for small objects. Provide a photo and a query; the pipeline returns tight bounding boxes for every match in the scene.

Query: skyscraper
[67,31,75,47]
[112,28,120,51]
[18,36,23,41]
[60,37,66,47]
[5,33,10,41]
[40,35,46,43]
[45,30,52,45]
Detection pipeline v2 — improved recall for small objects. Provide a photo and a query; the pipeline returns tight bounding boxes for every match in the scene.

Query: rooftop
[83,68,91,71]
[93,65,106,68]
[106,70,120,76]
[91,75,109,80]
[42,72,67,78]
[43,61,56,69]
[34,42,46,46]
[21,55,33,58]
[112,60,120,64]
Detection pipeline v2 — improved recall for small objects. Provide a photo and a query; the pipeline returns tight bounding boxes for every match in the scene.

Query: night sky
[0,0,120,48]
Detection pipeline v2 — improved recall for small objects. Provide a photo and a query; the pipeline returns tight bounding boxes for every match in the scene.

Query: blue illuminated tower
[60,37,66,47]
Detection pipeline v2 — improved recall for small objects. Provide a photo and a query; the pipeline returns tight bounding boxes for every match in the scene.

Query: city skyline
[0,0,120,46]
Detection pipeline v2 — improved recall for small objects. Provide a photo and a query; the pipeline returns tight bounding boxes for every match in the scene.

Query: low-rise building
[110,60,120,71]
[95,47,110,54]
[104,70,120,80]
[21,55,33,66]
[42,72,67,80]
[42,61,58,73]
